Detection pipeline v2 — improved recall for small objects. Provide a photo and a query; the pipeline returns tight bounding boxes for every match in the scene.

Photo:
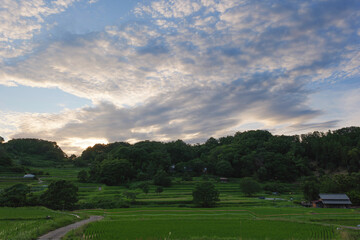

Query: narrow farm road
[38,215,103,240]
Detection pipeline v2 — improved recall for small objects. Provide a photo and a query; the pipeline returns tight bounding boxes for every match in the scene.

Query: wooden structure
[220,177,228,183]
[23,174,35,178]
[317,194,352,208]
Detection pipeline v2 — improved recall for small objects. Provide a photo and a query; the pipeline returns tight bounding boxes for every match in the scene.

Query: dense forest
[76,127,360,185]
[1,127,360,184]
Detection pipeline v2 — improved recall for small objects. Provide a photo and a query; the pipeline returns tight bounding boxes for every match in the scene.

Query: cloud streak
[0,0,359,153]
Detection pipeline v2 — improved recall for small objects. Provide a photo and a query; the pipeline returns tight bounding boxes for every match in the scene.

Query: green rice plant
[68,208,343,240]
[0,207,82,240]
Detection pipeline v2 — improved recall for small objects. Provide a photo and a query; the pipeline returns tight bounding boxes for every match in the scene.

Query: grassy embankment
[0,207,88,240]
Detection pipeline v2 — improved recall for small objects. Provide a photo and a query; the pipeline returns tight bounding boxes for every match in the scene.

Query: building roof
[24,174,35,178]
[319,193,352,205]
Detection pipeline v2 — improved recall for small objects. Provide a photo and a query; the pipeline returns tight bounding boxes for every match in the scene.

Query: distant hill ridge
[0,126,359,180]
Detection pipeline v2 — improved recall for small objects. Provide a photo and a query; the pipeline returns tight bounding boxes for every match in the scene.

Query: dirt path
[38,215,103,240]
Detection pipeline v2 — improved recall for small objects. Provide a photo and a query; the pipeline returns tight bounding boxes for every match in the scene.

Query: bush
[0,184,30,207]
[41,180,78,210]
[347,190,360,205]
[192,182,219,207]
[239,178,262,196]
[78,195,130,209]
[301,177,320,201]
[153,170,172,187]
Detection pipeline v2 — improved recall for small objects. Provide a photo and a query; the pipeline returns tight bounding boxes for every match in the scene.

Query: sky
[0,0,359,155]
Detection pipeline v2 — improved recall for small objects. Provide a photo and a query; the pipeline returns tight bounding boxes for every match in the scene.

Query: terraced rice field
[66,207,360,240]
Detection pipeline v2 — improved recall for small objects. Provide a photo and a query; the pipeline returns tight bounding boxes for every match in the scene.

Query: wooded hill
[0,138,66,171]
[1,127,359,183]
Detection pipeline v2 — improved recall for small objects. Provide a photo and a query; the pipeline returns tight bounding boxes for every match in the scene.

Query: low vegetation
[0,207,84,240]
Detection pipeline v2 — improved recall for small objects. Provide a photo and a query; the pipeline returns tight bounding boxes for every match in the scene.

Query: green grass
[0,207,85,240]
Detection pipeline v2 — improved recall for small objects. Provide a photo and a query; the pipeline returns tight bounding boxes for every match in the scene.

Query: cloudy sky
[0,0,359,154]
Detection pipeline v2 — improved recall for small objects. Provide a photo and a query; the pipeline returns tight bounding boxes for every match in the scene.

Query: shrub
[0,184,30,207]
[78,195,130,209]
[301,177,320,201]
[153,170,172,187]
[41,180,78,210]
[239,177,261,196]
[192,182,219,207]
[347,190,360,205]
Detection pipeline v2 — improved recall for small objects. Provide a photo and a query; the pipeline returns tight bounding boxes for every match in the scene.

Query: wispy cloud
[0,0,359,153]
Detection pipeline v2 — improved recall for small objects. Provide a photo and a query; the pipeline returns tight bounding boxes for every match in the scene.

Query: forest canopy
[1,126,359,183]
[79,127,360,184]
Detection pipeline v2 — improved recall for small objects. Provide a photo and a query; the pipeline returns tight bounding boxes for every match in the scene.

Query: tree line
[75,127,360,185]
[1,127,359,185]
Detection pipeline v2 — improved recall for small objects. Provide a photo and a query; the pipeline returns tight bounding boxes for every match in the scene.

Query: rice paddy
[1,169,360,239]
[66,207,360,240]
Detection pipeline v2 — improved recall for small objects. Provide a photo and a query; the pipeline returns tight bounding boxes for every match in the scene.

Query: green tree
[0,145,12,166]
[192,182,220,207]
[77,170,88,183]
[0,184,30,207]
[302,178,319,201]
[239,177,261,196]
[153,170,172,187]
[347,190,360,205]
[215,160,234,177]
[100,158,134,185]
[348,148,360,172]
[0,136,4,144]
[41,180,78,210]
[166,140,194,164]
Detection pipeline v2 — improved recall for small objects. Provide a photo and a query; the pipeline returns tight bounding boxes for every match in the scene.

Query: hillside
[1,138,67,170]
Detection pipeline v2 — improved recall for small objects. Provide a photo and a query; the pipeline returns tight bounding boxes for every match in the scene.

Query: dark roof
[319,194,352,205]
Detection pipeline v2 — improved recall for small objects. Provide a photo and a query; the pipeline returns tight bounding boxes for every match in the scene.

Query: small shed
[24,174,35,178]
[318,194,352,208]
[220,177,228,183]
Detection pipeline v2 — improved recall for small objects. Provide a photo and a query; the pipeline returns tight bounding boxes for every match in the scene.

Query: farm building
[23,174,35,178]
[220,177,228,183]
[316,194,352,208]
